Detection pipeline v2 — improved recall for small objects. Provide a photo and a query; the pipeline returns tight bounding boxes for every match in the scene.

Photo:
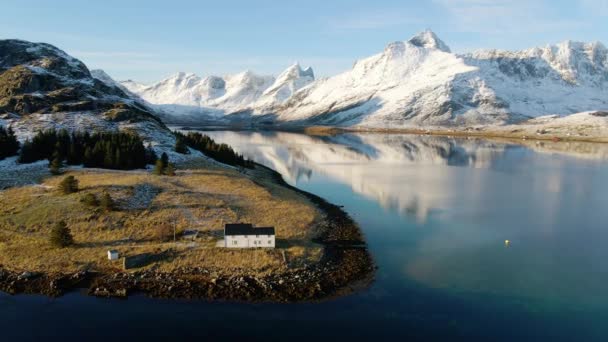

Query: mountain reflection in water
[200,131,608,222]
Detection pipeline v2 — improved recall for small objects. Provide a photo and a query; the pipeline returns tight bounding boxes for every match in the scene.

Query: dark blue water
[3,131,608,341]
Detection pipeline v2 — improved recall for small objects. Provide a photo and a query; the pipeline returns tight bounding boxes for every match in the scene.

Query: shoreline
[0,162,375,302]
[174,123,608,144]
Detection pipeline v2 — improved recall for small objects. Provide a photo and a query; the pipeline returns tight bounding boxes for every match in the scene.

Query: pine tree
[49,221,74,248]
[0,126,20,160]
[18,139,34,163]
[100,192,115,211]
[160,152,169,169]
[145,144,157,165]
[153,159,165,175]
[49,157,63,175]
[174,137,189,154]
[59,175,79,194]
[17,130,149,170]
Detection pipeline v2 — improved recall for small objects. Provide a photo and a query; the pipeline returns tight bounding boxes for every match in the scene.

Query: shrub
[165,163,176,176]
[80,193,99,206]
[49,221,74,248]
[99,192,115,211]
[155,223,175,242]
[59,175,79,194]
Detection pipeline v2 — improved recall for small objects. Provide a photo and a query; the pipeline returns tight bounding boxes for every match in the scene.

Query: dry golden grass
[0,161,323,275]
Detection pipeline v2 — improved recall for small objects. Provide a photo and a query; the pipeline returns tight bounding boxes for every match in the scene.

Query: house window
[268,240,272,244]
[233,240,238,245]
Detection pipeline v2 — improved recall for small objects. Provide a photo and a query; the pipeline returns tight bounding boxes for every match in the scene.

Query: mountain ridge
[0,39,182,160]
[120,30,608,128]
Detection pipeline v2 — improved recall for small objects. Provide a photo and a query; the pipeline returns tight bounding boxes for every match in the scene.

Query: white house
[224,223,275,248]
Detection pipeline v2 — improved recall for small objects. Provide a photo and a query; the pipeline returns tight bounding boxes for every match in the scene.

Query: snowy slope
[121,70,278,120]
[275,31,608,127]
[276,31,481,126]
[123,30,608,128]
[253,63,315,112]
[120,64,314,121]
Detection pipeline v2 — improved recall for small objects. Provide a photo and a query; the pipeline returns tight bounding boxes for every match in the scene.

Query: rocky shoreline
[0,164,375,302]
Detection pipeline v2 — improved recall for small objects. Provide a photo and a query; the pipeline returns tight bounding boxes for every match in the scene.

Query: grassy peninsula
[0,157,374,301]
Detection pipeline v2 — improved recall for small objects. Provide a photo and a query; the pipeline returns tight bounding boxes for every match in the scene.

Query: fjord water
[4,131,608,340]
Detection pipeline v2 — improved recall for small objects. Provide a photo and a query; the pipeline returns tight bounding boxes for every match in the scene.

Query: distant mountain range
[1,31,607,144]
[121,30,608,128]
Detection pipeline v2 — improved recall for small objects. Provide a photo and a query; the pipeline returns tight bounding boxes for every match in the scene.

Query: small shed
[107,250,120,261]
[182,230,200,241]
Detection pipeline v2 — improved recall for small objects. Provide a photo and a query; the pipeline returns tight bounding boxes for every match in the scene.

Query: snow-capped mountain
[254,63,315,111]
[123,30,608,128]
[121,69,281,121]
[0,39,177,154]
[276,30,608,127]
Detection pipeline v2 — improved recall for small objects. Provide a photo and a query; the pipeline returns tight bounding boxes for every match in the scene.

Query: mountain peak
[408,30,451,53]
[285,62,315,79]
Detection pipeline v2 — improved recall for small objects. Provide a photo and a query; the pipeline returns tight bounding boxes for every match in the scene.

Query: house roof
[224,223,275,236]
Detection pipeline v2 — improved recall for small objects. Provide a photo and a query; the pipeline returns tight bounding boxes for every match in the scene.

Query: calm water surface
[3,131,608,340]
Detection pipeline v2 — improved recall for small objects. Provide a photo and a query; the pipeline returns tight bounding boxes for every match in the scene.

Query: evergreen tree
[17,130,153,170]
[49,157,63,175]
[18,139,34,163]
[153,159,165,175]
[173,131,253,168]
[59,175,79,194]
[174,136,189,154]
[49,221,74,248]
[100,192,115,211]
[0,126,20,160]
[145,144,157,165]
[160,152,169,169]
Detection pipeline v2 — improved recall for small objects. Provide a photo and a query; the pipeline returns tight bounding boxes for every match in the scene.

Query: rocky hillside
[122,31,608,129]
[0,39,176,151]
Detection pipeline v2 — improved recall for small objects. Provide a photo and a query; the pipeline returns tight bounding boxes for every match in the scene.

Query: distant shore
[174,113,608,144]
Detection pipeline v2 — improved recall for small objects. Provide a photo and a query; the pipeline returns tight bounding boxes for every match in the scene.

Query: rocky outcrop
[0,39,161,124]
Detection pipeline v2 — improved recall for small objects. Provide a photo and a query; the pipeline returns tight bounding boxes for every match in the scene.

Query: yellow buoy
[505,240,510,247]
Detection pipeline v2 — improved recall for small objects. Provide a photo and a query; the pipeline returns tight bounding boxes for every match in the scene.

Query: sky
[1,0,607,83]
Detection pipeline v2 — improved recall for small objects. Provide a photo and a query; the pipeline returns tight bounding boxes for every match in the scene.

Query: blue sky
[1,0,607,83]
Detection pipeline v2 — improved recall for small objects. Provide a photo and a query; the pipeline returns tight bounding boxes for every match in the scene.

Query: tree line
[18,129,157,170]
[174,131,253,168]
[0,126,20,160]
